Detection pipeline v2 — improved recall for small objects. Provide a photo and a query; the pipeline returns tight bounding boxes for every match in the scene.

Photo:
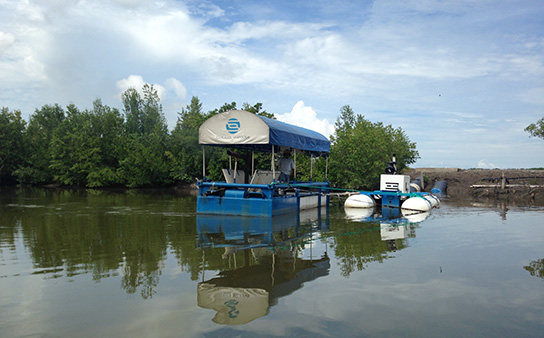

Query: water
[1,188,543,337]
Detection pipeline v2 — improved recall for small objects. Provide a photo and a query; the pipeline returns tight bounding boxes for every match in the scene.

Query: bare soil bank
[404,168,544,205]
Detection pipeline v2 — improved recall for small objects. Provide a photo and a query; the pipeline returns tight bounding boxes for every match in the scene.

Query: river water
[1,188,543,337]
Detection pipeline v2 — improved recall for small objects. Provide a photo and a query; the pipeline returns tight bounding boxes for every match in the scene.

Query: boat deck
[196,181,330,217]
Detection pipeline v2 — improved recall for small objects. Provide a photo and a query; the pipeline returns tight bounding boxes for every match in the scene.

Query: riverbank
[405,168,544,205]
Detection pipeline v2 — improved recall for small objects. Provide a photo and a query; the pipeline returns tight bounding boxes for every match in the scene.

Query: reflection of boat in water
[197,208,328,250]
[198,283,269,325]
[380,222,414,240]
[344,206,430,252]
[196,209,330,325]
[344,206,374,221]
[197,253,330,325]
[402,210,430,223]
[344,206,430,225]
[379,208,426,251]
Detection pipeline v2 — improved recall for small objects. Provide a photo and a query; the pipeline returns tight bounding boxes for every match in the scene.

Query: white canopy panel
[198,110,330,155]
[199,110,270,146]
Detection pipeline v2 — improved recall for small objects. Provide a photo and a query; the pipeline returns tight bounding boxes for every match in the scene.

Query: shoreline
[404,168,544,205]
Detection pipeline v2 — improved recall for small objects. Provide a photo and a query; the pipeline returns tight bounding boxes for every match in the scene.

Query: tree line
[1,84,419,189]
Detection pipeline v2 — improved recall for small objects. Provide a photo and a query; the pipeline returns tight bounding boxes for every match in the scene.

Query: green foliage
[207,101,237,117]
[49,104,102,186]
[85,100,126,187]
[2,93,420,189]
[16,104,66,184]
[241,102,274,119]
[328,105,419,190]
[47,101,126,187]
[525,117,544,139]
[292,152,328,182]
[123,84,166,135]
[120,132,173,187]
[10,84,173,188]
[91,99,125,168]
[0,108,26,184]
[120,85,171,187]
[170,96,207,181]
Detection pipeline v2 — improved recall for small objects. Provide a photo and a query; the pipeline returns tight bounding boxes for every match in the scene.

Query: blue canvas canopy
[198,110,330,156]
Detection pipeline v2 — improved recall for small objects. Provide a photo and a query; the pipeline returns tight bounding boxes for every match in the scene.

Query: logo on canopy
[226,118,240,134]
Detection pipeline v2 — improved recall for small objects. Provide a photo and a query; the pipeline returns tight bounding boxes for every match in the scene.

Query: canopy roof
[198,110,330,155]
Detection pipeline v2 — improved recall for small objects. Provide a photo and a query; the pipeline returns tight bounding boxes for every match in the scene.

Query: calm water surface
[1,188,543,337]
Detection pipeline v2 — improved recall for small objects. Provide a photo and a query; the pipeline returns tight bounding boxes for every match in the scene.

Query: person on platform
[278,149,295,183]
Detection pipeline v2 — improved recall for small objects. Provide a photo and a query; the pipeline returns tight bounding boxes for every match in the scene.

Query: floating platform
[197,110,331,217]
[344,174,441,213]
[197,181,329,217]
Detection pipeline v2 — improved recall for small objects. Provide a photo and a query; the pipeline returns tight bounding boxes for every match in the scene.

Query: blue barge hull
[196,181,329,217]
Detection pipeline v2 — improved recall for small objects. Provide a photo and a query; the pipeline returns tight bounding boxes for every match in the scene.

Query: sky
[1,0,543,169]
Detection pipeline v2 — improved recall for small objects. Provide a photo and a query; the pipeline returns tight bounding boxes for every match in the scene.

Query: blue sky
[1,0,543,168]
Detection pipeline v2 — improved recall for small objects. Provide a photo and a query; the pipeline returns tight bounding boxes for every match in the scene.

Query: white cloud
[226,21,327,43]
[0,31,15,54]
[189,2,225,18]
[114,0,146,8]
[165,78,187,99]
[122,9,198,61]
[477,160,497,169]
[116,75,166,100]
[0,2,50,84]
[275,101,335,139]
[116,75,146,95]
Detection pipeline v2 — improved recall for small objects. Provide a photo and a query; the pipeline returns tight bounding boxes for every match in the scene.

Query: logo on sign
[224,299,240,319]
[385,182,399,191]
[226,118,240,134]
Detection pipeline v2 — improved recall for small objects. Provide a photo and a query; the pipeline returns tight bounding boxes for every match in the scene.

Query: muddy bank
[404,168,544,205]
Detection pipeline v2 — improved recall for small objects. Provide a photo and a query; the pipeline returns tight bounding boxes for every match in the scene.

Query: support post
[272,145,275,182]
[310,154,314,182]
[294,149,297,181]
[202,147,206,178]
[251,151,255,178]
[325,156,328,181]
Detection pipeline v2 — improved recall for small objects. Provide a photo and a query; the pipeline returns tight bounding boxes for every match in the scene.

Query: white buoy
[424,194,440,208]
[401,196,432,212]
[401,194,440,212]
[344,194,375,208]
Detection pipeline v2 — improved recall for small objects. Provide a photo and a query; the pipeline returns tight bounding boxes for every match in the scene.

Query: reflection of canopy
[197,285,268,325]
[197,256,330,325]
[198,110,330,155]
